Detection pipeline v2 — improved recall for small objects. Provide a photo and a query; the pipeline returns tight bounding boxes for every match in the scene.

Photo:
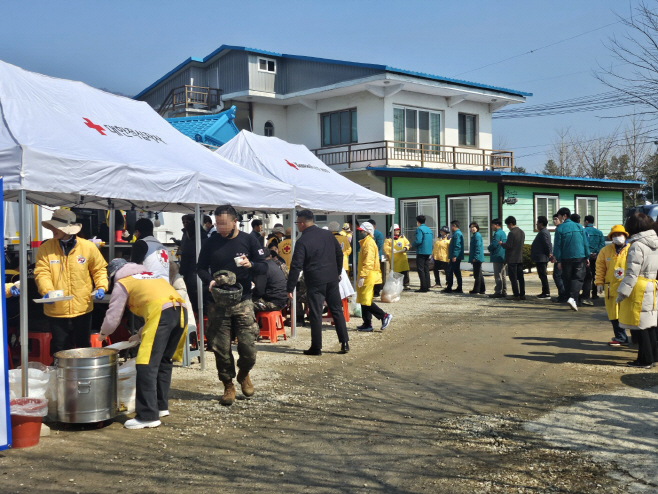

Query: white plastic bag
[9,366,50,401]
[118,359,137,414]
[381,271,404,303]
[10,398,49,417]
[348,296,362,317]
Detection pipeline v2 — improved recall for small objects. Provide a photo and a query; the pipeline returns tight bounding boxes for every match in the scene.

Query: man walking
[413,215,433,292]
[196,205,267,406]
[368,219,385,297]
[531,216,552,299]
[551,214,566,301]
[499,216,525,300]
[553,207,589,311]
[286,209,349,355]
[581,215,606,305]
[488,218,507,298]
[443,220,464,294]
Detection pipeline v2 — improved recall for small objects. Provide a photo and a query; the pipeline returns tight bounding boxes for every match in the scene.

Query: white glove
[128,334,141,343]
[597,285,604,295]
[358,278,365,288]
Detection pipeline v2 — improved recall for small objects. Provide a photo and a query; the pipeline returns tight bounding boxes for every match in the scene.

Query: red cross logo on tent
[83,117,106,135]
[285,159,299,170]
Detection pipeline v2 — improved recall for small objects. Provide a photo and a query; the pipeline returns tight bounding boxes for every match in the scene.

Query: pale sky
[0,0,646,171]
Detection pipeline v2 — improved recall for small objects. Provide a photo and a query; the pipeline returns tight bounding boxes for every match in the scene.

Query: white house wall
[253,103,288,141]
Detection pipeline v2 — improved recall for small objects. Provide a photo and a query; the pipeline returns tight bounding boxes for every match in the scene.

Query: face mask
[612,236,625,246]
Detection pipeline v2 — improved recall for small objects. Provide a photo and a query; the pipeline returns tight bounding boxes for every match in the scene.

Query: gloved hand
[9,286,20,297]
[128,333,141,343]
[597,285,604,295]
[358,277,365,288]
[42,293,55,305]
[94,288,105,300]
[615,294,626,305]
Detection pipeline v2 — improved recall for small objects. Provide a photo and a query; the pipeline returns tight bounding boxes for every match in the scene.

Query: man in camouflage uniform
[197,205,266,406]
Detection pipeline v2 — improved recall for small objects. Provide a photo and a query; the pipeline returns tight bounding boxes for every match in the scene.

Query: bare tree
[597,2,658,116]
[620,116,653,204]
[543,128,576,176]
[570,132,618,178]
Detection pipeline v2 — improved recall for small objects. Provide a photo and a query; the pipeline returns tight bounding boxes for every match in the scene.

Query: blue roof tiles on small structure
[134,45,532,100]
[166,105,239,147]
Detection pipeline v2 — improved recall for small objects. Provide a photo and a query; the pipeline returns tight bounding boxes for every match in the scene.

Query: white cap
[360,221,374,236]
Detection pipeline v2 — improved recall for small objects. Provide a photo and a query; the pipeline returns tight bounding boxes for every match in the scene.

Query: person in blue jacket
[468,222,486,294]
[443,220,464,293]
[413,215,434,292]
[369,219,385,297]
[553,207,590,311]
[488,218,507,298]
[581,215,606,304]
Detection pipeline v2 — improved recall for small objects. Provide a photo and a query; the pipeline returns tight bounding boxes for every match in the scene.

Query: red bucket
[10,398,48,449]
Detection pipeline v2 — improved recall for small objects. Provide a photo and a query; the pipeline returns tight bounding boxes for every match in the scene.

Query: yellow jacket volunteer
[383,232,411,273]
[595,226,629,321]
[432,237,449,263]
[356,230,382,306]
[99,260,188,430]
[334,231,352,272]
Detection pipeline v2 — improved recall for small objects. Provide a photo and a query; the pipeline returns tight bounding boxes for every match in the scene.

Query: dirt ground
[3,272,658,493]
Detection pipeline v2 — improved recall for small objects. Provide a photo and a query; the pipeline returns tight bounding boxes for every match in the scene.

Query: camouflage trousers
[206,299,259,384]
[252,298,286,312]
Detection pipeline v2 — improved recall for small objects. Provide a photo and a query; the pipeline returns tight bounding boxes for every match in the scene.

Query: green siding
[390,176,625,254]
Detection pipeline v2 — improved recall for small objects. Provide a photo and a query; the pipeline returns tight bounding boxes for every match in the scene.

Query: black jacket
[531,228,552,263]
[501,227,525,264]
[286,225,342,292]
[253,259,288,306]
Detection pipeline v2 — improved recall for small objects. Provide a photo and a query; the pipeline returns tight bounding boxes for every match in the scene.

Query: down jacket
[617,230,658,330]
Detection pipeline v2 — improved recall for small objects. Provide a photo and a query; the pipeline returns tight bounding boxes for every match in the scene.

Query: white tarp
[0,60,294,212]
[215,131,395,214]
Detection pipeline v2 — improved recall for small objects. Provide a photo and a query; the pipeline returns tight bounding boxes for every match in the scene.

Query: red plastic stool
[257,311,286,343]
[324,298,350,325]
[90,333,110,348]
[27,332,52,366]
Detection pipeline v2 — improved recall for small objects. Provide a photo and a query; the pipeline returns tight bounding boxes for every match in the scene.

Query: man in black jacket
[499,216,526,300]
[253,254,288,312]
[531,216,552,299]
[286,209,349,355]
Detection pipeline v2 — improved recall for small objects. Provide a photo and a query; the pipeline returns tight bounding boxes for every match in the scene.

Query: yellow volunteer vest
[118,273,187,365]
[600,245,629,321]
[619,276,658,327]
[279,238,292,266]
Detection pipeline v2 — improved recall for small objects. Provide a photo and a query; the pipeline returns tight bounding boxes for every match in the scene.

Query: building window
[399,198,439,254]
[258,57,276,74]
[321,109,357,146]
[264,121,274,137]
[458,113,477,147]
[534,194,560,230]
[575,196,598,226]
[447,195,490,253]
[393,107,441,149]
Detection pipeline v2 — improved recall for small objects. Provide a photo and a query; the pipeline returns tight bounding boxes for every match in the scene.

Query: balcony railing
[311,140,514,171]
[158,85,222,116]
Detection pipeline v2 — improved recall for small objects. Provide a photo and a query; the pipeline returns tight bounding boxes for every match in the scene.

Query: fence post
[483,149,486,171]
[420,144,424,167]
[452,147,457,169]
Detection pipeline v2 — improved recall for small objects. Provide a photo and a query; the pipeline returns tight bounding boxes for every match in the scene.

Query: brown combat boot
[219,381,236,406]
[236,370,255,397]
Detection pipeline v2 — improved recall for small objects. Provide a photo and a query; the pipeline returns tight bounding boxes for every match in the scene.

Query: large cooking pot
[54,348,118,423]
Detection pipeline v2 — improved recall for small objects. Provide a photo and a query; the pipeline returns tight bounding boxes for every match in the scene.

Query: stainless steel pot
[54,348,118,423]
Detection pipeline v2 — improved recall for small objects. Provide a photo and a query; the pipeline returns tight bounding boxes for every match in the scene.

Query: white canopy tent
[215,131,396,338]
[0,60,296,394]
[215,130,395,214]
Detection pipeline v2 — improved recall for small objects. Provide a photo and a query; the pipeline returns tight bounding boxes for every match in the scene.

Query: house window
[575,196,598,226]
[394,107,441,149]
[458,113,477,147]
[399,198,439,254]
[447,195,490,253]
[534,194,560,230]
[258,57,276,74]
[264,121,274,137]
[321,109,357,146]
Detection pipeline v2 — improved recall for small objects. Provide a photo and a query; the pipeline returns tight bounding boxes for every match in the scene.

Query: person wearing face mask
[196,205,267,406]
[34,208,108,355]
[595,225,631,347]
[383,224,410,288]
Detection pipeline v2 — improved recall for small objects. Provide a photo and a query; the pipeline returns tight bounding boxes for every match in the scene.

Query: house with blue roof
[135,45,642,256]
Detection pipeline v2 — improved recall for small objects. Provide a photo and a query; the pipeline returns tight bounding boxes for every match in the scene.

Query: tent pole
[18,190,29,397]
[194,205,206,370]
[108,206,115,262]
[352,214,357,291]
[290,208,297,338]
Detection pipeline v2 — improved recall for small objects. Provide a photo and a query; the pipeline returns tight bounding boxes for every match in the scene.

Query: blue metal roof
[134,45,532,99]
[367,166,645,187]
[166,106,239,147]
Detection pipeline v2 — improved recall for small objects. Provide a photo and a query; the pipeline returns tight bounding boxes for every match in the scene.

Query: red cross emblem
[83,117,106,135]
[282,244,292,254]
[159,250,168,263]
[285,159,299,170]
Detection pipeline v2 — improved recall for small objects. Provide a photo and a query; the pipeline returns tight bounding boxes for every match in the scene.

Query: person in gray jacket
[531,216,552,299]
[616,213,658,368]
[499,216,526,300]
